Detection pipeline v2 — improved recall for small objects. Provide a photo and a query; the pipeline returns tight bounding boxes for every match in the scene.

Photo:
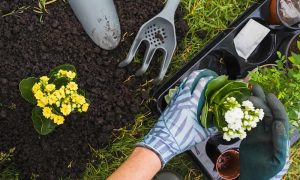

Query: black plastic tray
[151,0,300,179]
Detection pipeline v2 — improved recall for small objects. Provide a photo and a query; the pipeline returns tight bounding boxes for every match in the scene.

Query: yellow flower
[40,97,48,106]
[50,114,64,125]
[55,115,65,125]
[58,87,66,98]
[42,107,52,119]
[67,82,78,91]
[60,104,72,116]
[45,84,56,92]
[37,100,46,108]
[75,95,86,105]
[56,101,61,107]
[48,94,57,105]
[53,90,61,100]
[67,71,76,79]
[71,94,77,102]
[40,76,49,83]
[50,113,56,120]
[58,70,67,76]
[32,83,41,94]
[34,90,44,100]
[82,103,89,112]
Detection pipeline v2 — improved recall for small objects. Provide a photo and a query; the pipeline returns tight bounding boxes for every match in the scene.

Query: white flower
[228,122,242,130]
[242,100,255,111]
[258,109,264,120]
[221,97,265,141]
[239,131,247,139]
[250,121,257,128]
[225,108,244,124]
[223,133,231,141]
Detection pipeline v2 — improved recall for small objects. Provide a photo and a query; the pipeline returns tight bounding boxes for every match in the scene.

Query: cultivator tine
[135,47,157,76]
[154,50,174,83]
[119,35,143,67]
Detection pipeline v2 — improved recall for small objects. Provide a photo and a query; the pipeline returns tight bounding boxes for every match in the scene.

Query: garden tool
[118,0,180,82]
[69,0,121,50]
[240,85,290,180]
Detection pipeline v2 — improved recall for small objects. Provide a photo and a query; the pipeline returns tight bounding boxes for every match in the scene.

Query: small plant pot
[216,149,240,180]
[269,0,300,29]
[269,0,280,24]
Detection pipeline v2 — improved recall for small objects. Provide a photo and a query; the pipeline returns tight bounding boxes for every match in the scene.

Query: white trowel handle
[69,0,121,50]
[158,0,181,22]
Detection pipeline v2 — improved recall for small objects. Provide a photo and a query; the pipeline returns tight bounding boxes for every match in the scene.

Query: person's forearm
[108,147,161,180]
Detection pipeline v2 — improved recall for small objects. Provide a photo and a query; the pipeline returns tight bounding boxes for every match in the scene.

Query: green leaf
[289,52,300,66]
[32,107,57,135]
[53,77,69,89]
[78,89,86,96]
[164,86,178,104]
[201,103,214,128]
[19,77,39,105]
[205,75,228,101]
[201,102,209,128]
[213,104,226,130]
[210,81,249,105]
[297,40,300,51]
[49,64,76,80]
[277,51,282,59]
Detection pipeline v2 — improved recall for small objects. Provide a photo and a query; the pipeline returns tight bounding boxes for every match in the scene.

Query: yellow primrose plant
[19,64,90,135]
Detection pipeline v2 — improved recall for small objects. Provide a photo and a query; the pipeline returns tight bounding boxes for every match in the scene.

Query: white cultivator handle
[69,0,121,50]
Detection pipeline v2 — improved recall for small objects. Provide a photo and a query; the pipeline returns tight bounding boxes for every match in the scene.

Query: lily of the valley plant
[19,64,90,135]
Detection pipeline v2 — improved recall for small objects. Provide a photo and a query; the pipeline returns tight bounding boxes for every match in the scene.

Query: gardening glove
[137,69,219,167]
[240,85,290,180]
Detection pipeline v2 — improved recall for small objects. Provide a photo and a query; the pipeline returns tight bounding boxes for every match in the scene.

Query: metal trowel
[69,0,121,50]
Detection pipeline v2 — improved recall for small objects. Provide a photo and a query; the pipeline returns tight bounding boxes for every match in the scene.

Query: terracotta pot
[269,0,280,24]
[269,0,300,29]
[216,149,240,180]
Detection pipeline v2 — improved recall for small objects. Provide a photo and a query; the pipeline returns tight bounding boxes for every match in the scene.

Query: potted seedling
[249,37,300,133]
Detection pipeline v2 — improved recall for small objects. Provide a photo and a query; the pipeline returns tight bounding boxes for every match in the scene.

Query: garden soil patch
[0,0,188,179]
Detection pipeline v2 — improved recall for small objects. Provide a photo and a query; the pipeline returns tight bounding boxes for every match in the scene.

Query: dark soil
[0,0,188,179]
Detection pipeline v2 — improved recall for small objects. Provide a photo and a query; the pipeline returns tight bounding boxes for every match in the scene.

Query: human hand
[240,85,290,180]
[137,69,219,167]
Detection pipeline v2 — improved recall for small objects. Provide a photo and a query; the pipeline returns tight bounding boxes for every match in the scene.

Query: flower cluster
[32,71,89,125]
[222,97,264,141]
[56,69,76,80]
